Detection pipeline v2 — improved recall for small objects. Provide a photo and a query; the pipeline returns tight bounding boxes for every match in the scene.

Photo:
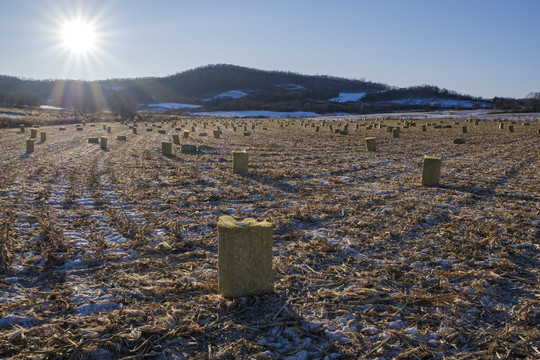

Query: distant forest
[1,64,538,114]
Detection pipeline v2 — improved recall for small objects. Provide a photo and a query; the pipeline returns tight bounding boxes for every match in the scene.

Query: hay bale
[30,128,37,139]
[232,150,248,174]
[392,128,400,138]
[213,130,221,139]
[181,144,197,153]
[365,137,377,152]
[508,125,515,133]
[100,136,108,150]
[26,139,34,153]
[183,130,190,139]
[453,138,466,144]
[116,135,127,141]
[40,132,46,142]
[462,126,468,134]
[162,142,172,156]
[422,156,442,186]
[218,215,274,298]
[172,134,180,144]
[88,137,99,144]
[133,128,138,134]
[158,129,166,134]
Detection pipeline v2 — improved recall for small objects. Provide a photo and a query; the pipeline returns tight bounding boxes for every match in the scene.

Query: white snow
[389,98,489,108]
[0,112,25,118]
[144,103,203,111]
[329,92,366,102]
[276,84,308,91]
[213,90,249,99]
[39,105,63,110]
[191,110,319,118]
[103,84,124,91]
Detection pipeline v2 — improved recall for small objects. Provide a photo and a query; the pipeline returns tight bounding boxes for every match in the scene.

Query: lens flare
[61,20,96,55]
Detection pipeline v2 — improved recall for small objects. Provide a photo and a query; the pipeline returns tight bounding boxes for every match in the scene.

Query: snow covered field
[191,110,319,118]
[144,103,203,111]
[0,113,538,359]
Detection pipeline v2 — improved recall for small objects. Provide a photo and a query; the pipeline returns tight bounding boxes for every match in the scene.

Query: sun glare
[61,20,96,54]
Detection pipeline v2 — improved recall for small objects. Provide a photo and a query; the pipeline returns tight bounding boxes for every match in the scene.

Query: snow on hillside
[214,90,248,99]
[389,98,489,108]
[191,110,319,118]
[202,90,249,102]
[102,84,124,91]
[144,103,203,111]
[329,92,367,102]
[276,84,308,91]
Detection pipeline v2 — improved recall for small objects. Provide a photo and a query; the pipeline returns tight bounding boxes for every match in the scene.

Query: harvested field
[0,114,539,359]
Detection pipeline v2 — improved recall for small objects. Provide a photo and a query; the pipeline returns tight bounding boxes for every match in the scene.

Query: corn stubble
[0,115,538,359]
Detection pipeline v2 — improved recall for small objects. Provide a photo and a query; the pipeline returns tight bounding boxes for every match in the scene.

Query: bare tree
[526,92,540,112]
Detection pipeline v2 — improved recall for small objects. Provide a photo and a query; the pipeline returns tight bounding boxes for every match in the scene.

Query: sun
[61,20,96,55]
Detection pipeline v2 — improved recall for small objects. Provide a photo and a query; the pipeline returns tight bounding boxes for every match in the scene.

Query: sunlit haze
[1,0,539,98]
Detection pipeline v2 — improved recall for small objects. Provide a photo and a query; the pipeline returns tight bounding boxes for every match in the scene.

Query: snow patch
[191,110,319,118]
[330,92,366,102]
[276,83,307,91]
[143,103,203,111]
[389,98,489,108]
[213,90,249,99]
[39,105,63,110]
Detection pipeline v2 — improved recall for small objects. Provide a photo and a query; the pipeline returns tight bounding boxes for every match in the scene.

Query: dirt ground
[0,113,539,359]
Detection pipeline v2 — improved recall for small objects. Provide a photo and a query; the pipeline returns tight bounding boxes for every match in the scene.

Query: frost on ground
[0,113,539,359]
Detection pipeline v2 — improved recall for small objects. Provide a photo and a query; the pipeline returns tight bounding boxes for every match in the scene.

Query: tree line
[493,92,540,112]
[0,90,41,107]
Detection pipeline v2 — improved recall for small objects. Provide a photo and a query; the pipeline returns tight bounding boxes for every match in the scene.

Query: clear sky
[1,0,539,99]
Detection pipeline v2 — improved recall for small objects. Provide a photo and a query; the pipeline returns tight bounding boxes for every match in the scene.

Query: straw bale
[100,136,108,149]
[26,138,34,153]
[365,137,377,152]
[162,142,172,156]
[232,150,248,174]
[421,155,441,186]
[181,144,197,153]
[218,215,274,298]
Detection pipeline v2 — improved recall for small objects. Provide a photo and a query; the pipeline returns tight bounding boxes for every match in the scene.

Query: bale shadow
[214,292,341,358]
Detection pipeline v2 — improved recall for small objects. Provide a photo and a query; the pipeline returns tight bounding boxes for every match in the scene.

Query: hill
[0,64,491,114]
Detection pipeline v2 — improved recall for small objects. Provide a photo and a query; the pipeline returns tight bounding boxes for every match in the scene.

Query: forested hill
[1,64,492,113]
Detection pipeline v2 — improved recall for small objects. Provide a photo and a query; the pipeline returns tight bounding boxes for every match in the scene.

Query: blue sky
[1,0,539,98]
